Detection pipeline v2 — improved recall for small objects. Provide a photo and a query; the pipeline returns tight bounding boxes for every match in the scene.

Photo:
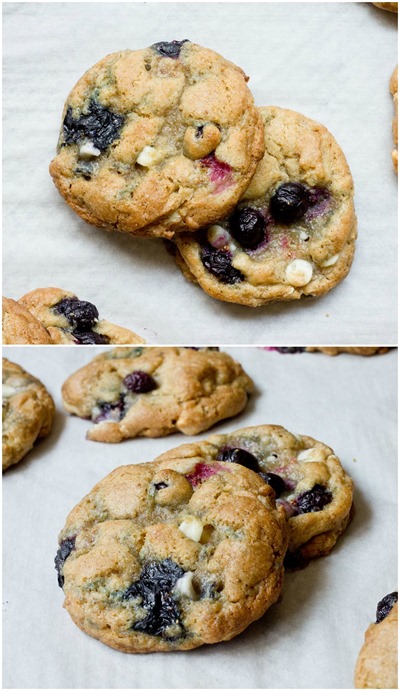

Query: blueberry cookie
[174,106,357,306]
[55,456,288,652]
[390,66,398,173]
[61,347,253,441]
[49,42,264,239]
[18,288,144,345]
[355,593,398,688]
[372,2,398,11]
[2,297,52,344]
[266,347,389,356]
[156,424,353,561]
[2,359,55,471]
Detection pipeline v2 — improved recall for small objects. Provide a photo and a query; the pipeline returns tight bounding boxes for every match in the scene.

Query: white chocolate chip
[2,385,17,398]
[266,453,278,462]
[136,146,164,167]
[299,231,310,241]
[179,516,203,542]
[207,224,231,249]
[321,253,339,267]
[285,259,313,287]
[174,572,199,600]
[297,447,325,463]
[79,141,101,159]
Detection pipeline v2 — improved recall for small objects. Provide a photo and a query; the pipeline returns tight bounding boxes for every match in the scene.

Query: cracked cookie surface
[355,595,398,689]
[55,457,288,652]
[155,424,353,561]
[17,288,144,345]
[174,106,357,306]
[49,42,264,238]
[62,347,253,441]
[2,359,55,471]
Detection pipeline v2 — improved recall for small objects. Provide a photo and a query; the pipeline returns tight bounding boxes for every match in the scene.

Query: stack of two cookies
[49,40,357,307]
[54,346,355,654]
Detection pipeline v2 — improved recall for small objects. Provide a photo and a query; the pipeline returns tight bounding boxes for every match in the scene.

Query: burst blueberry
[123,371,157,393]
[229,207,266,249]
[73,331,110,345]
[376,592,398,623]
[294,484,332,513]
[276,347,306,354]
[269,182,310,224]
[62,100,125,151]
[259,472,286,498]
[217,447,260,473]
[200,246,244,284]
[93,397,125,423]
[55,536,76,588]
[54,298,99,331]
[122,559,185,638]
[151,40,189,58]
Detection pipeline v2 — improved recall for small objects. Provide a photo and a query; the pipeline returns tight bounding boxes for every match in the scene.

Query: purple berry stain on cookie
[269,183,310,224]
[55,536,76,588]
[259,472,287,498]
[293,484,332,513]
[151,40,189,58]
[62,100,125,151]
[376,592,398,623]
[123,371,157,393]
[122,559,185,638]
[200,153,233,193]
[200,245,244,284]
[305,187,332,221]
[93,397,126,423]
[185,462,223,488]
[217,447,260,473]
[229,207,267,249]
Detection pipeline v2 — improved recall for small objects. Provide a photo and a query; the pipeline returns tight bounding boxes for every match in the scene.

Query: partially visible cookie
[355,593,398,689]
[306,346,390,356]
[55,457,288,652]
[372,2,398,11]
[61,347,253,441]
[2,359,55,471]
[390,66,398,173]
[155,424,353,561]
[174,106,356,306]
[2,297,52,344]
[49,41,264,238]
[18,288,144,345]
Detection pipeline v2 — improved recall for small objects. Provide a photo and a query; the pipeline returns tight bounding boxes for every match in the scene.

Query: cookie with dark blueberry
[174,106,357,306]
[17,288,144,345]
[49,42,264,239]
[355,594,398,689]
[2,359,55,471]
[61,347,253,442]
[156,424,353,561]
[55,456,288,652]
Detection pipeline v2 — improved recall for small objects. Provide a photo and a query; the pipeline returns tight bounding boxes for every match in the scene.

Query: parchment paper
[3,346,397,688]
[2,2,398,344]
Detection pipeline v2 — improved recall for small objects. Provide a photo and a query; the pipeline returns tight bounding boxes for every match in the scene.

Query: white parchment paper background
[2,2,398,344]
[3,346,397,688]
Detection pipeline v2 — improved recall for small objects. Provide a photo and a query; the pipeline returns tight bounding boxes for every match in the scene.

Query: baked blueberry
[62,100,125,152]
[73,331,110,345]
[200,246,244,284]
[269,182,310,224]
[93,397,125,423]
[294,484,332,513]
[123,371,157,393]
[55,537,76,588]
[54,298,99,331]
[122,559,185,638]
[151,40,189,58]
[276,347,306,354]
[217,446,260,473]
[376,592,398,623]
[229,207,266,249]
[259,472,286,498]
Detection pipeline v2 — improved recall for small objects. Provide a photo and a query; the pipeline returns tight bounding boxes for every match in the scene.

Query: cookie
[54,456,288,652]
[62,347,253,441]
[49,42,264,239]
[18,288,144,345]
[2,297,52,344]
[372,2,398,11]
[266,347,390,356]
[390,66,398,173]
[155,424,353,561]
[2,359,55,471]
[355,593,398,689]
[173,106,357,306]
